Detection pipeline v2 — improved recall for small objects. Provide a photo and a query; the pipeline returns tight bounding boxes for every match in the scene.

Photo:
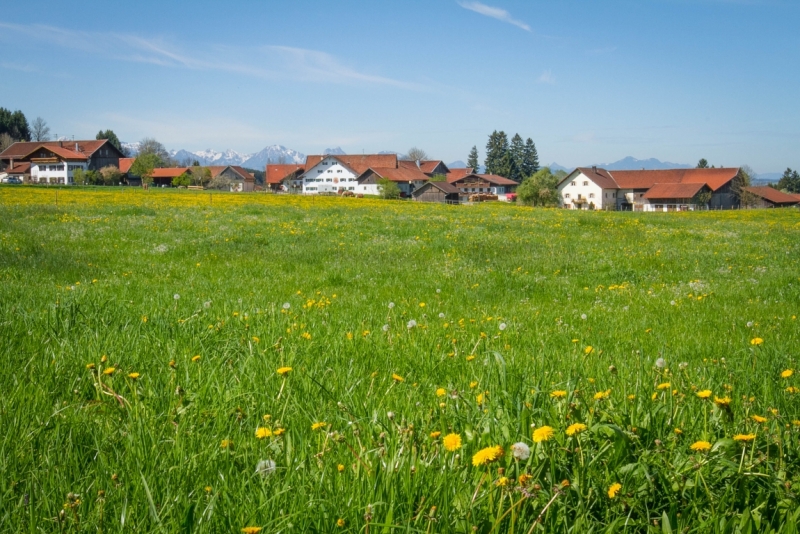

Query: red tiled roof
[22,144,88,161]
[0,139,117,160]
[744,186,800,205]
[418,160,448,174]
[791,193,800,201]
[305,154,398,175]
[451,173,518,186]
[610,168,739,191]
[151,167,190,178]
[6,162,31,174]
[575,167,619,189]
[119,158,135,173]
[446,168,474,182]
[643,182,706,200]
[266,163,304,184]
[366,166,430,182]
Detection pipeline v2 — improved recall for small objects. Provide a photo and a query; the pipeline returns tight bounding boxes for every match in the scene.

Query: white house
[557,167,619,210]
[299,154,428,196]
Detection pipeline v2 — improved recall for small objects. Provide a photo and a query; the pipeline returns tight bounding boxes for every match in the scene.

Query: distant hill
[241,146,305,168]
[593,157,692,171]
[448,160,467,168]
[324,147,346,155]
[546,163,570,173]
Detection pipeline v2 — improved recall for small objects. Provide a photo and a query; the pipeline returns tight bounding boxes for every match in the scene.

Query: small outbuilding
[743,186,800,208]
[412,181,460,204]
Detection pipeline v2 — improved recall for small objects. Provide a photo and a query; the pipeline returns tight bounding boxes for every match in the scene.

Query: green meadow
[1,187,799,533]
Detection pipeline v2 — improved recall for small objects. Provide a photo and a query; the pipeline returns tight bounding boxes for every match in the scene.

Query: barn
[412,181,460,204]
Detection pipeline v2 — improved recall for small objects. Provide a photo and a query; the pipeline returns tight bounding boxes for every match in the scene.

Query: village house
[298,154,429,196]
[447,173,519,202]
[208,165,255,192]
[151,167,191,187]
[743,186,800,208]
[557,167,743,211]
[0,140,124,183]
[266,163,304,192]
[411,181,461,203]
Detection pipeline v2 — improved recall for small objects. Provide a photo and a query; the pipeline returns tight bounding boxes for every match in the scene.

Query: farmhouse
[0,140,124,182]
[557,166,743,211]
[266,164,304,192]
[448,173,519,202]
[299,154,427,196]
[743,186,800,208]
[151,167,191,187]
[208,165,255,192]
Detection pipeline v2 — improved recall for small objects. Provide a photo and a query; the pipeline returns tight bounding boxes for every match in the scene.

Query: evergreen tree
[697,158,709,169]
[522,138,539,177]
[777,168,800,193]
[484,131,511,176]
[509,134,525,182]
[96,129,123,152]
[0,107,31,141]
[467,146,479,172]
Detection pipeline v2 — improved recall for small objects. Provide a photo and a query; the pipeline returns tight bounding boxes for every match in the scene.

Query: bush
[378,178,401,200]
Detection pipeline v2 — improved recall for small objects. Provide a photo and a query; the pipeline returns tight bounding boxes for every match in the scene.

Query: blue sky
[2,0,798,172]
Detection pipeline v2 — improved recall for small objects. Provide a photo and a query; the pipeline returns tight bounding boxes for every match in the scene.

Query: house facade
[412,181,460,203]
[22,145,89,185]
[557,167,743,211]
[0,140,124,178]
[743,186,800,208]
[208,166,255,192]
[448,173,519,202]
[266,164,304,192]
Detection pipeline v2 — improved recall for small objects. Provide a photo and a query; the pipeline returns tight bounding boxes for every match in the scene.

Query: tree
[96,130,123,153]
[777,168,800,193]
[732,165,755,206]
[72,168,86,185]
[0,108,31,141]
[467,146,479,172]
[190,166,212,187]
[697,158,709,169]
[404,147,429,162]
[0,133,14,152]
[172,173,193,187]
[484,130,515,178]
[100,165,122,185]
[129,153,163,185]
[516,167,560,206]
[377,177,401,199]
[522,138,539,177]
[509,134,525,182]
[138,137,169,160]
[208,173,235,190]
[31,117,50,142]
[692,189,713,208]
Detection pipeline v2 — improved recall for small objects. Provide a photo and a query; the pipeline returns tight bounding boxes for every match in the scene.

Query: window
[337,169,342,173]
[583,181,588,186]
[348,187,354,191]
[589,193,595,199]
[322,162,328,165]
[327,170,333,173]
[317,170,323,173]
[326,178,332,182]
[565,193,571,199]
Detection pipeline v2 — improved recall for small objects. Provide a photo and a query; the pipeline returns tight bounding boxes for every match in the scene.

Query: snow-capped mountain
[324,147,346,155]
[122,141,141,155]
[241,145,305,169]
[177,148,252,166]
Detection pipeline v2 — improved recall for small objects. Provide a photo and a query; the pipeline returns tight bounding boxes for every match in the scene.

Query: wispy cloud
[457,1,531,32]
[0,21,422,90]
[537,70,555,84]
[1,61,37,73]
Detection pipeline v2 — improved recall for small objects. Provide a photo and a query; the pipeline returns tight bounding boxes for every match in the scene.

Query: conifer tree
[522,138,539,177]
[484,131,511,176]
[509,134,525,182]
[467,146,479,172]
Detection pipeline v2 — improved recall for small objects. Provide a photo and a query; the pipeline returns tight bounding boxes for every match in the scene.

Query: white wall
[301,157,358,194]
[558,171,608,209]
[31,162,87,184]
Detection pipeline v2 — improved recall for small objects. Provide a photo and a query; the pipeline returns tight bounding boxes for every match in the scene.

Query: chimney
[75,143,79,152]
[592,165,597,173]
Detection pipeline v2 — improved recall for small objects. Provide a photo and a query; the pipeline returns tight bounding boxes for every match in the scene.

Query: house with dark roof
[412,181,460,204]
[208,165,255,192]
[0,140,124,182]
[557,166,743,211]
[447,173,519,202]
[743,186,800,208]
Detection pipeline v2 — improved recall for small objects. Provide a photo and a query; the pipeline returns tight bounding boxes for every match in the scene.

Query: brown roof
[791,193,800,201]
[151,167,190,178]
[744,186,800,205]
[643,182,706,200]
[610,168,739,191]
[0,139,118,160]
[21,144,88,161]
[414,181,460,195]
[366,166,430,183]
[574,167,619,189]
[266,163,304,184]
[451,173,518,186]
[205,166,254,181]
[119,158,135,173]
[305,154,398,175]
[231,166,255,182]
[6,162,31,174]
[418,160,448,174]
[446,168,474,182]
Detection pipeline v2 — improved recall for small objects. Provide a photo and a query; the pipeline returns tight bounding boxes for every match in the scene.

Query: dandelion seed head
[382,324,389,332]
[511,442,530,460]
[388,302,395,309]
[439,313,445,319]
[282,302,290,310]
[173,294,180,300]
[655,358,666,368]
[499,323,507,331]
[203,301,211,308]
[407,319,417,329]
[580,314,587,320]
[255,459,276,478]
[670,300,676,306]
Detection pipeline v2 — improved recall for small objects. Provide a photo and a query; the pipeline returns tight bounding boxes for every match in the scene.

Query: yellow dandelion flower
[273,428,285,436]
[276,367,292,376]
[690,440,711,452]
[346,332,353,340]
[466,355,476,361]
[657,382,671,390]
[86,363,96,370]
[128,372,140,379]
[476,393,485,405]
[443,433,462,452]
[469,381,478,389]
[584,346,594,355]
[696,390,712,399]
[495,476,509,487]
[565,423,587,436]
[103,367,115,375]
[300,332,311,340]
[781,369,793,378]
[220,439,232,449]
[472,445,503,466]
[419,302,426,308]
[311,422,327,431]
[608,483,622,499]
[518,473,532,485]
[337,464,345,472]
[436,388,447,397]
[733,434,756,442]
[550,390,567,398]
[392,373,405,382]
[192,355,201,362]
[336,519,345,528]
[430,431,441,439]
[714,396,731,407]
[750,338,763,346]
[594,389,611,400]
[786,386,800,394]
[674,428,683,435]
[255,427,272,439]
[533,425,555,442]
[242,527,262,534]
[627,394,636,400]
[751,415,767,423]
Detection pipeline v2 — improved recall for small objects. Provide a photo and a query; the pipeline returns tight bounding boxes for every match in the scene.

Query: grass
[1,186,799,533]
